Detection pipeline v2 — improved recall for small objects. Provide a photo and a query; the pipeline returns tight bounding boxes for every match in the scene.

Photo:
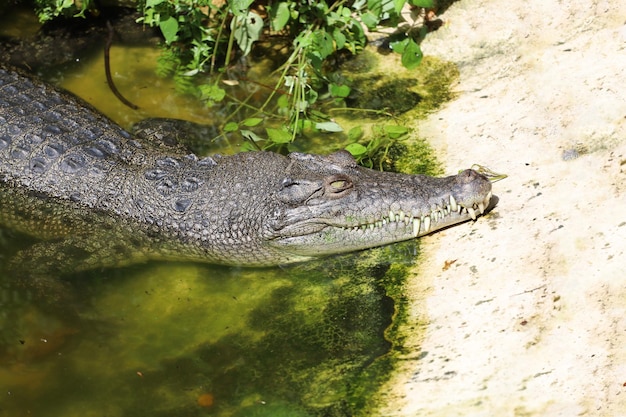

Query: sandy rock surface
[382,0,626,415]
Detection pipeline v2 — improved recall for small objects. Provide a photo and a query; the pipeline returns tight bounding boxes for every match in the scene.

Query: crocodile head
[265,150,493,260]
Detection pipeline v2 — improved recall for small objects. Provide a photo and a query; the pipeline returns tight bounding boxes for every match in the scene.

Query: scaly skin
[0,66,493,271]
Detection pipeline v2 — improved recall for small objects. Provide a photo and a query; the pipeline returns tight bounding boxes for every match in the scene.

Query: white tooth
[368,224,374,230]
[449,195,458,212]
[478,202,485,214]
[412,218,421,237]
[398,211,405,222]
[405,215,411,225]
[467,207,477,220]
[487,191,492,201]
[389,210,396,222]
[382,219,387,225]
[423,215,431,232]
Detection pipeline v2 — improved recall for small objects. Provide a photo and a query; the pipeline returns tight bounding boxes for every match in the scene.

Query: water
[0,232,415,416]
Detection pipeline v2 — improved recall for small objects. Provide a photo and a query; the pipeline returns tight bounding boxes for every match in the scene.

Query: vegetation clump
[32,0,442,160]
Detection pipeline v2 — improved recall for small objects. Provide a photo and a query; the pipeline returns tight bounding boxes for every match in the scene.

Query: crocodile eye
[326,175,353,194]
[330,180,348,189]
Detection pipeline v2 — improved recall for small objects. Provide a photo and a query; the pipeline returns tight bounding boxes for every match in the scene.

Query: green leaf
[384,125,409,138]
[348,126,363,141]
[360,11,379,29]
[199,84,226,102]
[345,143,368,156]
[332,28,346,50]
[315,122,343,132]
[330,83,351,98]
[350,17,366,41]
[266,127,293,143]
[312,31,334,59]
[305,88,318,105]
[367,0,382,12]
[300,119,313,131]
[271,2,291,31]
[232,11,264,56]
[409,0,434,7]
[224,122,239,132]
[240,129,263,142]
[277,94,290,109]
[240,141,258,152]
[392,0,406,13]
[145,0,166,6]
[389,37,408,53]
[401,39,423,69]
[229,0,255,16]
[243,117,263,127]
[159,16,179,44]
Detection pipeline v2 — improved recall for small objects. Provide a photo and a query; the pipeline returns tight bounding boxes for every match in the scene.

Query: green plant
[345,124,410,169]
[33,0,438,163]
[34,0,92,21]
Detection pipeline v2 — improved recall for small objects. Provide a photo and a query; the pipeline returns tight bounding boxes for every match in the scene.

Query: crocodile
[0,66,493,273]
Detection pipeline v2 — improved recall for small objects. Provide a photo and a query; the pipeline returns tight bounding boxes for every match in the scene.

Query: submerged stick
[104,20,139,110]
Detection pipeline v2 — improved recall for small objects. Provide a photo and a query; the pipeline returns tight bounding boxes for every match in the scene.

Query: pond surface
[1,237,416,417]
[0,7,449,415]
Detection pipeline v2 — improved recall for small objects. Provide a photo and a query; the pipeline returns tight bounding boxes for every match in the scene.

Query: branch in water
[104,20,139,110]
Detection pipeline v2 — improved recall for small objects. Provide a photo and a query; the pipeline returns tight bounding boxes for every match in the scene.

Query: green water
[1,230,417,417]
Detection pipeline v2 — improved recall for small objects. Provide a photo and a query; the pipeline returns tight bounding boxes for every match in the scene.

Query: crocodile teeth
[412,218,421,237]
[422,215,431,232]
[349,194,491,237]
[449,195,458,212]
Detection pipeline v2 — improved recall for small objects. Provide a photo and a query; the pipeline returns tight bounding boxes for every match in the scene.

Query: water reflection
[0,233,416,417]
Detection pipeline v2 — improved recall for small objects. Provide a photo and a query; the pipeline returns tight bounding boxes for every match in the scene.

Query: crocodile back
[0,66,147,207]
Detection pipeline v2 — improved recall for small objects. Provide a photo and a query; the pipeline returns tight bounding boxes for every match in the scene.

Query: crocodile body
[0,66,493,272]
